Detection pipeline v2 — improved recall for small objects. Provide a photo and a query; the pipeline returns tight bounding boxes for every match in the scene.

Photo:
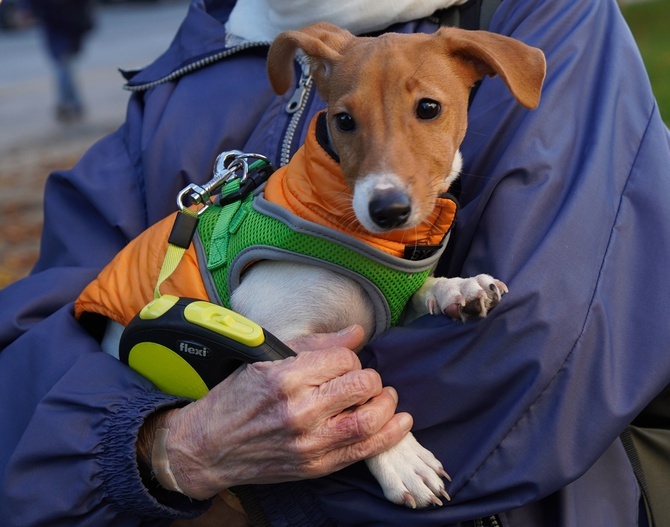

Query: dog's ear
[438,27,546,109]
[267,22,354,99]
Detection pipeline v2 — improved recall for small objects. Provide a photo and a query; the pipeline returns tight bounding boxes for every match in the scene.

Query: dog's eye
[416,99,441,120]
[335,112,356,132]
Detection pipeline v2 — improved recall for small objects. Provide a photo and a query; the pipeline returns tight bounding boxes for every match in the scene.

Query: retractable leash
[119,151,295,400]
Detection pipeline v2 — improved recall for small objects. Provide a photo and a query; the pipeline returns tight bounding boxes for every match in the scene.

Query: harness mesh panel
[196,197,432,327]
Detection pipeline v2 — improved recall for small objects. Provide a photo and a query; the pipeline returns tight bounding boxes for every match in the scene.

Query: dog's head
[268,23,546,233]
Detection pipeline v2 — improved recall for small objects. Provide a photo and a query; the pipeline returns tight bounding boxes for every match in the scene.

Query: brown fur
[267,23,545,226]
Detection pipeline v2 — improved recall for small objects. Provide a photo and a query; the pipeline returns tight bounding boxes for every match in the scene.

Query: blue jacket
[1,0,669,525]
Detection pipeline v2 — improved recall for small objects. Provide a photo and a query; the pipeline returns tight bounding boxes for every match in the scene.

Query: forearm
[0,308,209,525]
[131,329,412,504]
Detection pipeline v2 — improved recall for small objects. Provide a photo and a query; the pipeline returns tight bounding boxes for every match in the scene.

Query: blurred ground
[0,131,95,287]
[0,0,189,288]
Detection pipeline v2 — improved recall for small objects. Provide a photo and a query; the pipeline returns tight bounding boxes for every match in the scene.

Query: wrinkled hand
[160,325,412,500]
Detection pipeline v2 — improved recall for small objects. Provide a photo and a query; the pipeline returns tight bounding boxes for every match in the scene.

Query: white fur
[411,274,509,323]
[101,318,125,359]
[230,261,376,342]
[366,432,450,507]
[351,152,464,233]
[230,261,505,509]
[448,150,463,189]
[352,172,413,232]
[231,262,459,507]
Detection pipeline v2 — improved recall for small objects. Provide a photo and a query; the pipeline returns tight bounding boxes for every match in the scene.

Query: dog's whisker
[345,215,367,236]
[319,192,356,212]
[319,189,353,200]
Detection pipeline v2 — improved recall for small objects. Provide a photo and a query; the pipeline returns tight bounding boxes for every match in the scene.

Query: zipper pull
[285,62,312,114]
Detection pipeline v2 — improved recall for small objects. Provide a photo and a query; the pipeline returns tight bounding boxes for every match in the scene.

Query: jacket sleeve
[248,0,670,525]
[0,90,212,523]
[0,5,279,518]
[0,305,210,525]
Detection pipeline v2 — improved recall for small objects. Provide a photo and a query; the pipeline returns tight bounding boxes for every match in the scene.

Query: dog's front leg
[365,432,450,508]
[410,275,508,322]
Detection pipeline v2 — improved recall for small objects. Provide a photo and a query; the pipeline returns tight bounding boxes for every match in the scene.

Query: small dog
[228,23,545,507]
[90,22,545,512]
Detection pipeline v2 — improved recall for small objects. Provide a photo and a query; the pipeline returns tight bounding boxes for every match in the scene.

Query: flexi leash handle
[123,152,288,399]
[120,295,296,399]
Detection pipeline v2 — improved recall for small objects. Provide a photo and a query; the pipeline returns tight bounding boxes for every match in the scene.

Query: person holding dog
[1,0,669,526]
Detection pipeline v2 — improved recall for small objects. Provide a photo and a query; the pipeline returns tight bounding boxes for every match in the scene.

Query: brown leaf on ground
[0,130,105,289]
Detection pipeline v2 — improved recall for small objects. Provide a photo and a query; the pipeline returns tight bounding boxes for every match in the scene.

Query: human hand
[152,325,412,500]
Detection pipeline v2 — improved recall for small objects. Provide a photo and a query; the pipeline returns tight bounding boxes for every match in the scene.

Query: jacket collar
[121,0,441,90]
[123,0,242,89]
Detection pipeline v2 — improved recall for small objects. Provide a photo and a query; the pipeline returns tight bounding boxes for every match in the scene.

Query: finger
[303,411,414,477]
[281,346,365,387]
[342,411,413,461]
[287,325,366,355]
[316,367,384,413]
[326,386,400,442]
[293,386,399,457]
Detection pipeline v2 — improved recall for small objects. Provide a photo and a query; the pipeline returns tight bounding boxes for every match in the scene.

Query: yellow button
[184,301,264,347]
[218,314,255,336]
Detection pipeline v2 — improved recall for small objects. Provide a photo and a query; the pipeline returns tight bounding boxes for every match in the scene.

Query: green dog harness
[194,177,456,338]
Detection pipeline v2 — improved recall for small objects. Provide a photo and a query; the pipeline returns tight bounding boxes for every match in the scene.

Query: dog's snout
[368,190,411,230]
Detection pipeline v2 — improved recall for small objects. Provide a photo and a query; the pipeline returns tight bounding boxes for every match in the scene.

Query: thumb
[287,325,366,354]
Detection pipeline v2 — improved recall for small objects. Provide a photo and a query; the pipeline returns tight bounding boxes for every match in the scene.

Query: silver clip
[176,151,270,214]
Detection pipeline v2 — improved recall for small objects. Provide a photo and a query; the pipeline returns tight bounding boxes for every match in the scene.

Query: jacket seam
[123,42,270,92]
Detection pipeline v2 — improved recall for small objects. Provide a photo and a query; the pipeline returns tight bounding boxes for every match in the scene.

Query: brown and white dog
[228,23,546,508]
[101,22,545,520]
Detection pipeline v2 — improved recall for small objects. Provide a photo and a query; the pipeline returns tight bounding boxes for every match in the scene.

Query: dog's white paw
[366,433,450,508]
[416,275,508,321]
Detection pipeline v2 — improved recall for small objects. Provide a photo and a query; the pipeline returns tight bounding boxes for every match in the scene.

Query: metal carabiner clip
[175,151,270,215]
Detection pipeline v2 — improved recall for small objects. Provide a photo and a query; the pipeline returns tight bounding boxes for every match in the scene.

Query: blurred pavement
[0,0,190,287]
[0,0,190,152]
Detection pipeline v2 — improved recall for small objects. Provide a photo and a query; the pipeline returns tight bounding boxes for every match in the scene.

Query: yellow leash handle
[154,207,199,299]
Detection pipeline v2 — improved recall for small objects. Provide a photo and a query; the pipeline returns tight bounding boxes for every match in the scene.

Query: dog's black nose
[369,190,412,229]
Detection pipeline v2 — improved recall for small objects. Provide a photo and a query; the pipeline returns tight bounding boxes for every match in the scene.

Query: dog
[229,22,545,508]
[85,22,545,514]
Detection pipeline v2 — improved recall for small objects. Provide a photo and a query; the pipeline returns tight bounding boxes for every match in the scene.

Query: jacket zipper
[123,40,271,92]
[279,58,313,166]
[475,515,502,527]
[123,38,314,168]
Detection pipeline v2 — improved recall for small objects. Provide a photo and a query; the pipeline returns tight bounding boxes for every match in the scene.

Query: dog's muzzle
[368,189,412,229]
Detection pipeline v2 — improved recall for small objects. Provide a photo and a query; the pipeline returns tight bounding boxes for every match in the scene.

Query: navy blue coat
[1,0,669,525]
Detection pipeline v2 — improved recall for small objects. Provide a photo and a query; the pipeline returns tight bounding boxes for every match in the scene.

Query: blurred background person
[28,0,95,122]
